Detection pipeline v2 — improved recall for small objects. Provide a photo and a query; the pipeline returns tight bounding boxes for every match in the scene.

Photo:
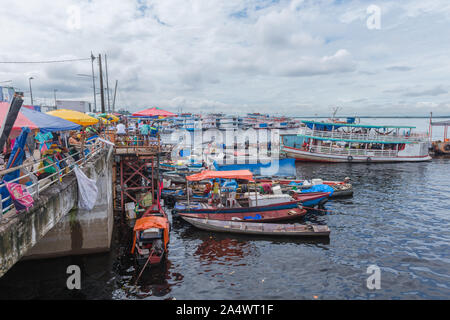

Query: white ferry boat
[281,120,431,163]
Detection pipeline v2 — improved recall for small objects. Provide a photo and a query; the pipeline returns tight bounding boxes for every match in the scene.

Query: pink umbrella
[132,107,176,118]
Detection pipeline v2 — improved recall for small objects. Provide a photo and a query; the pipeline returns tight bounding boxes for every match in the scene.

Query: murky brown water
[1,159,450,299]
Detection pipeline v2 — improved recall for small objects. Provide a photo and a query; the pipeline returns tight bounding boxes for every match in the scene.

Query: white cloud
[0,0,449,116]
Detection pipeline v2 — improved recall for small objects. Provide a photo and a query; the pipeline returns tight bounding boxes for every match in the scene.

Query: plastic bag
[73,166,98,210]
[4,181,34,212]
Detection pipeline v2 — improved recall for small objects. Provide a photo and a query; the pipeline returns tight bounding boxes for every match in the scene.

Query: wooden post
[254,181,258,207]
[98,54,105,114]
[429,112,433,143]
[186,180,190,208]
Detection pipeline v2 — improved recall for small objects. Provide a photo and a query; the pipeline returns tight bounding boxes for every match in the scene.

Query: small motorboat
[131,185,170,266]
[181,216,330,237]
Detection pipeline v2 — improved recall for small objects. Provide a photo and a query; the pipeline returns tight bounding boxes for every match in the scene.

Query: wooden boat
[179,206,306,222]
[431,140,450,156]
[131,204,170,266]
[430,119,450,156]
[256,178,353,198]
[181,216,330,237]
[290,191,331,207]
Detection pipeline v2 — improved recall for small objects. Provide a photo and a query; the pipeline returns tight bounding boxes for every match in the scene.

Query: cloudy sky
[1,0,450,116]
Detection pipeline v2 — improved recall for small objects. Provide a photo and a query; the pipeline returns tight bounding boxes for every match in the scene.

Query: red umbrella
[132,107,176,117]
[0,102,37,131]
[0,102,81,138]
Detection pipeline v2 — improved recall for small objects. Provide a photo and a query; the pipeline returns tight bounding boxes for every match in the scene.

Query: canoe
[179,206,307,222]
[181,216,330,237]
[290,191,331,207]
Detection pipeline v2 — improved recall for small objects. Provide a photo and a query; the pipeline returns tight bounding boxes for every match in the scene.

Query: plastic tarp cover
[213,158,296,177]
[21,107,81,132]
[0,103,81,133]
[4,181,34,212]
[186,170,254,181]
[301,184,334,196]
[0,127,30,209]
[132,215,170,252]
[73,166,98,210]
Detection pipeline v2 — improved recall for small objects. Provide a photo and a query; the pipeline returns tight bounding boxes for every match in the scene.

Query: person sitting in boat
[204,182,212,195]
[261,183,272,194]
[212,179,220,204]
[302,141,309,150]
[68,132,82,160]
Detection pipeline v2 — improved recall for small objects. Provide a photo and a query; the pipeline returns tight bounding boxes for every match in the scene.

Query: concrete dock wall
[0,149,114,277]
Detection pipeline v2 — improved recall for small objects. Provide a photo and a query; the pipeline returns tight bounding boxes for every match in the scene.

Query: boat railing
[308,145,398,157]
[0,140,107,216]
[303,129,427,143]
[109,131,174,154]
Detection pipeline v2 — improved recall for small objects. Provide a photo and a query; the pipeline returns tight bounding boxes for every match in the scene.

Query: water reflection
[1,159,450,299]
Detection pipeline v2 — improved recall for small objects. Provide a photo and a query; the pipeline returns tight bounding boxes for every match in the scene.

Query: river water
[0,118,449,300]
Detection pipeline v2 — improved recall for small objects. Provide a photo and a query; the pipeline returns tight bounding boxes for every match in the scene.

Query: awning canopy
[302,120,416,130]
[132,107,176,118]
[186,170,254,181]
[47,109,99,126]
[132,215,169,252]
[0,102,81,133]
[431,120,450,126]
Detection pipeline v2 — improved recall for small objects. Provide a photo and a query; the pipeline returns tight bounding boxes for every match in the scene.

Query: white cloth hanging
[74,165,98,210]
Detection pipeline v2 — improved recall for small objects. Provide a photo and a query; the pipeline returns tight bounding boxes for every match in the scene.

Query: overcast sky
[1,0,449,116]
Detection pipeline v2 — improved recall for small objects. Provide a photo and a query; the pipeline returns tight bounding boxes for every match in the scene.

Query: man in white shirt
[116,122,126,135]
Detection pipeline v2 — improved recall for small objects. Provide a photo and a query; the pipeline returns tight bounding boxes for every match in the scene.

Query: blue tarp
[305,122,341,131]
[20,107,81,132]
[1,128,30,209]
[301,184,334,196]
[213,158,296,177]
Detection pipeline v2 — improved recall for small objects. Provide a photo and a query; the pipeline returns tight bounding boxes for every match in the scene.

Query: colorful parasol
[47,109,99,126]
[0,102,81,135]
[132,107,176,118]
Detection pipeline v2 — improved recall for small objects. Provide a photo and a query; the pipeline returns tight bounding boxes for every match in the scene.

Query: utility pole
[28,77,34,105]
[54,89,58,109]
[98,54,106,113]
[105,54,111,113]
[0,92,24,152]
[112,80,118,113]
[90,52,97,112]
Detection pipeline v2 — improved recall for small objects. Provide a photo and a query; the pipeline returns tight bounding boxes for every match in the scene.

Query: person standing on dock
[115,122,126,145]
[212,179,220,205]
[116,122,126,135]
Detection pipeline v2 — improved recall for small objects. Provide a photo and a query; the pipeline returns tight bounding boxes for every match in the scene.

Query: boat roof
[431,120,450,126]
[298,134,414,144]
[133,215,169,231]
[186,170,254,181]
[302,120,416,129]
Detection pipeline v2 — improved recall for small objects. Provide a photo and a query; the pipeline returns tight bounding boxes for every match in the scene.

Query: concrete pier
[0,148,114,278]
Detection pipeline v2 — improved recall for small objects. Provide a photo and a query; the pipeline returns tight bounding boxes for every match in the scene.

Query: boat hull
[179,206,307,222]
[174,200,299,214]
[181,216,330,237]
[283,146,432,163]
[291,192,331,207]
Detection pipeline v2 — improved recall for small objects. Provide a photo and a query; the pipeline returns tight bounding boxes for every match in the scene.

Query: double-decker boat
[281,120,431,163]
